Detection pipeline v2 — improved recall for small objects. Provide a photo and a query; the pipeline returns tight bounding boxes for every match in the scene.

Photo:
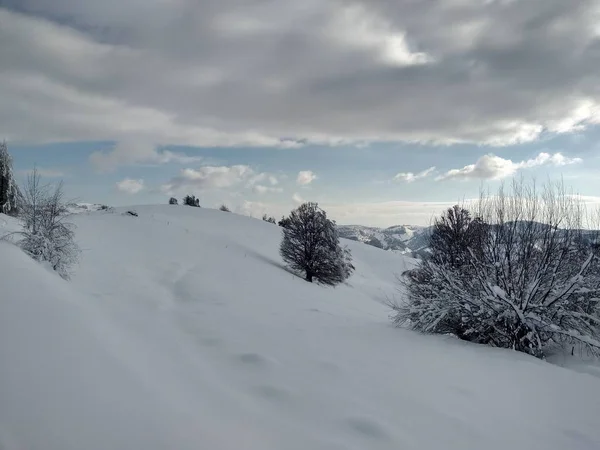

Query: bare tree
[429,205,486,268]
[392,178,600,358]
[280,202,353,285]
[18,169,79,279]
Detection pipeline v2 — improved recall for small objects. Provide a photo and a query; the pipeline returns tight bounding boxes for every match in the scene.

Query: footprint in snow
[252,385,291,403]
[345,417,391,441]
[236,352,268,367]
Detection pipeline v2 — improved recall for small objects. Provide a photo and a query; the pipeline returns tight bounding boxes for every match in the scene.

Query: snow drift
[1,205,600,450]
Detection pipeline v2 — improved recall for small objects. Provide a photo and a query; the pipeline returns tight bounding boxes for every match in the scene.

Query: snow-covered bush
[262,214,276,224]
[280,202,353,285]
[183,195,200,207]
[392,179,600,358]
[18,169,79,279]
[219,204,231,212]
[169,197,178,205]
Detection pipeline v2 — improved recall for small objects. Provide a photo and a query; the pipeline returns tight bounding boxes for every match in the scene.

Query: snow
[1,205,600,450]
[0,213,21,236]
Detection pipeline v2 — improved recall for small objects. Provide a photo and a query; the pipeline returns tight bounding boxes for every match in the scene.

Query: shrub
[262,214,276,224]
[18,169,79,279]
[391,179,600,358]
[183,195,200,207]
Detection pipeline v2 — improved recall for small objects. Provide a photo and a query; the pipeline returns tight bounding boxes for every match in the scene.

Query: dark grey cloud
[1,0,600,150]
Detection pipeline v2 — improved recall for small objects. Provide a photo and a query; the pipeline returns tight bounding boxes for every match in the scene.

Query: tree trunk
[305,271,313,283]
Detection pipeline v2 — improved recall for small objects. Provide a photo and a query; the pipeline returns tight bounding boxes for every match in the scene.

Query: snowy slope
[0,213,21,236]
[1,205,600,450]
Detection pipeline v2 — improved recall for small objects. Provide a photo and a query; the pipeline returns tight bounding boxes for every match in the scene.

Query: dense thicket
[392,180,600,358]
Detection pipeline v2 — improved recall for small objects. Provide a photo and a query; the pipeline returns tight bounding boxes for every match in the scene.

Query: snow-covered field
[1,205,600,450]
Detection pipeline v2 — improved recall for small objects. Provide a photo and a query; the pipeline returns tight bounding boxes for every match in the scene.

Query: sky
[2,0,600,227]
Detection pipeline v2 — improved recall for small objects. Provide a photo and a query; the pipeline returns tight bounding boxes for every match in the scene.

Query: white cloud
[238,198,458,227]
[323,200,457,227]
[292,193,305,204]
[438,152,583,181]
[19,167,65,178]
[90,141,203,172]
[394,166,436,183]
[238,200,273,219]
[161,165,280,195]
[4,2,600,147]
[296,171,317,186]
[248,173,279,187]
[327,4,433,67]
[253,185,284,195]
[116,178,144,194]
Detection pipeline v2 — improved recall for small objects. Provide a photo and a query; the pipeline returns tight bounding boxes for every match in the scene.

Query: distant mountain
[338,220,600,258]
[337,224,431,257]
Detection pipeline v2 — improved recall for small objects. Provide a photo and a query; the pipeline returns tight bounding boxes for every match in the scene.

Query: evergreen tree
[183,195,200,207]
[0,141,20,216]
[262,214,276,224]
[278,216,291,228]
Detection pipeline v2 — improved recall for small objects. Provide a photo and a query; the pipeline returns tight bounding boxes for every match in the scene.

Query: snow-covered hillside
[1,206,600,450]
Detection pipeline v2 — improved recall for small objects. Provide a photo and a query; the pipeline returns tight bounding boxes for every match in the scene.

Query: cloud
[2,1,600,147]
[438,152,582,181]
[292,193,305,204]
[161,165,279,195]
[18,167,65,178]
[116,178,144,194]
[90,141,203,172]
[239,198,458,227]
[253,185,283,195]
[323,200,457,227]
[296,171,317,186]
[238,200,273,219]
[394,166,435,183]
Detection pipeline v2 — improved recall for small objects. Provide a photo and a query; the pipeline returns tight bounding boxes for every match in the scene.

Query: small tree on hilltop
[219,204,231,212]
[391,179,600,358]
[169,197,178,205]
[262,214,276,224]
[183,195,200,207]
[280,202,354,285]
